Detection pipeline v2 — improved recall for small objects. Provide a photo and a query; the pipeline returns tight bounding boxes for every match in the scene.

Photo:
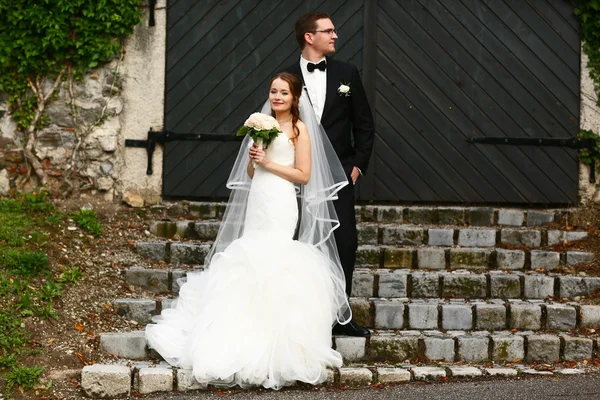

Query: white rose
[338,84,350,94]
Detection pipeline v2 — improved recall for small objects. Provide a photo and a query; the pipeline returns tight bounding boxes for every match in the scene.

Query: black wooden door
[163,0,364,198]
[163,0,580,204]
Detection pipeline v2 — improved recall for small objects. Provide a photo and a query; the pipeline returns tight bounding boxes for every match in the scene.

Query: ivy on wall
[0,0,142,190]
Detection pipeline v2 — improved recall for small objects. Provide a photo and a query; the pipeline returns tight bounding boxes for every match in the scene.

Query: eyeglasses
[310,28,337,35]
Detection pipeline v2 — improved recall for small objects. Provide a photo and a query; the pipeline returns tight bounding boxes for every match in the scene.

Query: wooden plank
[545,0,579,31]
[435,0,578,131]
[523,0,580,53]
[167,0,205,30]
[392,0,576,198]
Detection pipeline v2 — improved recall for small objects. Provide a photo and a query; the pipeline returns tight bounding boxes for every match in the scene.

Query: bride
[145,72,352,390]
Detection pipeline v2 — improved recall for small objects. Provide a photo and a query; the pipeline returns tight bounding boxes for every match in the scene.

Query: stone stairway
[81,202,600,397]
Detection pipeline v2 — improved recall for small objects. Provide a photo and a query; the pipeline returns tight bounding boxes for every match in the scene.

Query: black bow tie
[307,60,327,72]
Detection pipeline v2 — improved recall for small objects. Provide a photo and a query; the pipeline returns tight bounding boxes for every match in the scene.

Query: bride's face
[269,78,293,114]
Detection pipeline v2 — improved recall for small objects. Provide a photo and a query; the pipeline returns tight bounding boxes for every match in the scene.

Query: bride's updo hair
[270,72,302,144]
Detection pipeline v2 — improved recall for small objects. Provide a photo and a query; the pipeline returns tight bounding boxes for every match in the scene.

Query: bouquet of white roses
[237,113,281,167]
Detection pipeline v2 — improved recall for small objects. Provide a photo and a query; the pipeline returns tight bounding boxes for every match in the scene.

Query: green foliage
[578,129,600,173]
[576,2,600,107]
[1,250,49,276]
[0,0,143,129]
[5,365,44,391]
[70,208,103,236]
[58,266,84,284]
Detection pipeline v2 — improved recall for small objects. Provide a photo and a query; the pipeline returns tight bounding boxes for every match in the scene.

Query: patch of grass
[58,266,84,284]
[0,250,49,276]
[70,209,103,236]
[5,365,45,391]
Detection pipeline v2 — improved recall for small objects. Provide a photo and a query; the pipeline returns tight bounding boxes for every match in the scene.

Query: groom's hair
[295,11,331,49]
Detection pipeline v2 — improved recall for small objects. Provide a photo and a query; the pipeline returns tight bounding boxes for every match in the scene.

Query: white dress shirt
[300,56,327,122]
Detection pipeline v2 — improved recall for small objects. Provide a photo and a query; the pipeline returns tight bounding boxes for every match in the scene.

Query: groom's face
[312,18,337,55]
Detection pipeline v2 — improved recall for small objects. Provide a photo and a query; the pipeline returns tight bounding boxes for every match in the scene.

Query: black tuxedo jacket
[283,57,375,174]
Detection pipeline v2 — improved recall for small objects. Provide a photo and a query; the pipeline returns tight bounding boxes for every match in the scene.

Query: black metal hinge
[467,136,597,183]
[125,129,242,175]
[148,0,157,26]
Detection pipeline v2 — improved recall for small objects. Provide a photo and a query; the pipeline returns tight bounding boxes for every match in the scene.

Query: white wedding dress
[146,132,344,389]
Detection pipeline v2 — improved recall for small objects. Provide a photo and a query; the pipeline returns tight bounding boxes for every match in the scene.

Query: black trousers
[333,168,358,296]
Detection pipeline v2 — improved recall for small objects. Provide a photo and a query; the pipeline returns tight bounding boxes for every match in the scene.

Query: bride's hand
[249,143,269,166]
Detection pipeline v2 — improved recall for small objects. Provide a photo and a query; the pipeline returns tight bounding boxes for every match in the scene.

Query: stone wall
[579,50,600,202]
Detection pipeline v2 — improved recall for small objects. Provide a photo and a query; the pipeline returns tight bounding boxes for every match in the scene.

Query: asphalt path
[146,373,600,400]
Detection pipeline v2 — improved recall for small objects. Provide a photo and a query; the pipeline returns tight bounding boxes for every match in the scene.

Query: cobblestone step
[79,361,596,397]
[113,296,600,332]
[97,327,599,367]
[146,219,588,248]
[134,239,593,269]
[156,201,570,227]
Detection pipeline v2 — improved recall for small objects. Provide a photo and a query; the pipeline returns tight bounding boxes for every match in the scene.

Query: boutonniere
[337,82,351,97]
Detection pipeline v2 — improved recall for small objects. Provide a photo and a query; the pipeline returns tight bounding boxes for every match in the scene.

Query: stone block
[125,267,169,293]
[356,246,381,267]
[424,336,455,362]
[138,368,173,394]
[406,208,437,224]
[448,366,483,378]
[442,273,487,299]
[170,243,210,264]
[492,335,524,362]
[81,364,131,398]
[189,202,218,219]
[411,273,440,298]
[490,274,521,299]
[548,230,588,245]
[412,366,446,380]
[428,229,454,246]
[496,249,525,270]
[417,248,446,269]
[485,367,517,377]
[562,336,593,361]
[526,335,560,363]
[171,269,187,293]
[498,210,524,226]
[136,242,167,261]
[457,229,496,247]
[350,298,372,328]
[176,369,204,391]
[383,247,414,268]
[468,208,494,226]
[546,304,576,331]
[335,337,366,362]
[566,251,595,266]
[339,368,373,386]
[457,335,489,362]
[375,302,405,329]
[524,275,555,299]
[438,208,466,225]
[510,304,542,330]
[442,304,473,330]
[378,270,408,297]
[381,226,424,245]
[100,331,147,360]
[161,298,177,310]
[377,206,403,223]
[114,298,156,324]
[449,248,490,270]
[475,304,507,331]
[351,269,375,297]
[580,305,600,329]
[526,211,554,226]
[376,367,411,383]
[357,224,378,245]
[148,221,177,239]
[500,229,541,248]
[193,221,220,241]
[559,277,600,299]
[530,250,560,271]
[408,303,439,329]
[369,336,418,363]
[360,206,378,222]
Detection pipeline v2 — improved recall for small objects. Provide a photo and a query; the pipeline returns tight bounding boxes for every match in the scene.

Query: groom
[284,12,375,337]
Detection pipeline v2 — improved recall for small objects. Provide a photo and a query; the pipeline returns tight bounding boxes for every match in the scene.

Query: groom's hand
[351,167,360,185]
